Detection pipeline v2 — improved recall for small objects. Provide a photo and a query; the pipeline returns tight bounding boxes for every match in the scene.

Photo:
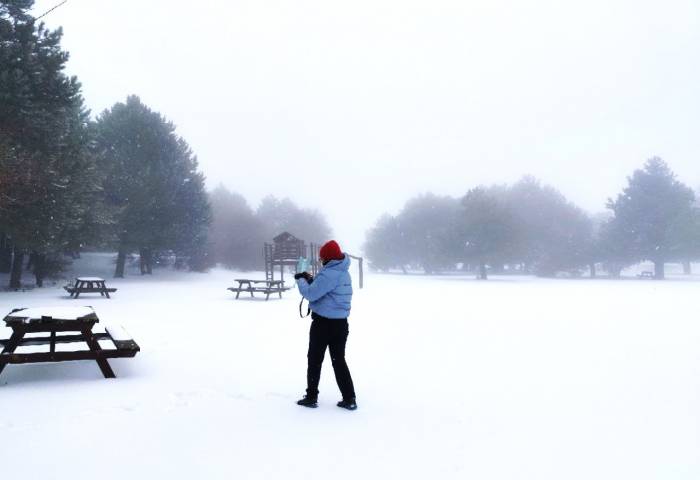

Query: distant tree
[255,195,332,245]
[666,206,700,274]
[0,1,101,287]
[674,190,700,274]
[606,157,695,279]
[505,177,593,276]
[595,218,635,278]
[585,212,612,278]
[256,196,297,238]
[169,151,212,271]
[209,185,265,270]
[459,187,516,279]
[94,96,211,276]
[534,205,593,277]
[363,214,408,272]
[395,193,460,274]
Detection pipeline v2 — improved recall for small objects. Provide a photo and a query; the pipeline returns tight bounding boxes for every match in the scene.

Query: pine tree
[503,177,593,276]
[363,214,408,272]
[209,185,265,270]
[94,96,210,276]
[606,157,695,279]
[0,0,101,287]
[459,188,515,279]
[255,195,332,245]
[392,193,460,274]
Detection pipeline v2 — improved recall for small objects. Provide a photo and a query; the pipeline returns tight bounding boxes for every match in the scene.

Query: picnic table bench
[228,279,290,300]
[64,277,117,298]
[0,306,139,378]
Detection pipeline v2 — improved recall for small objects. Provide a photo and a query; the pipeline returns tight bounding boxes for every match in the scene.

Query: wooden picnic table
[0,306,139,378]
[228,279,290,300]
[64,276,117,299]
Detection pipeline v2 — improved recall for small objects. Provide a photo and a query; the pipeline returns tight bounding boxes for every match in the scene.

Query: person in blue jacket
[294,240,356,410]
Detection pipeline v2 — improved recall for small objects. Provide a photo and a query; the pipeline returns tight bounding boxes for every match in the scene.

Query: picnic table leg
[0,328,25,376]
[102,283,111,299]
[81,328,116,378]
[50,331,56,353]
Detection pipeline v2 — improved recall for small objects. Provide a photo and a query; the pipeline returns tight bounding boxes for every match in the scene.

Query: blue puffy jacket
[296,254,353,319]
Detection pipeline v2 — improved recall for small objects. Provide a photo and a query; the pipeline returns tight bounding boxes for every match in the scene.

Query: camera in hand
[294,272,314,283]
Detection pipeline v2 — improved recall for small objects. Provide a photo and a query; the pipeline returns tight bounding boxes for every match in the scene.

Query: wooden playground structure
[264,232,364,288]
[229,232,364,300]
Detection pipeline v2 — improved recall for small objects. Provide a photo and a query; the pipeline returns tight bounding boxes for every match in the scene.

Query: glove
[294,272,314,283]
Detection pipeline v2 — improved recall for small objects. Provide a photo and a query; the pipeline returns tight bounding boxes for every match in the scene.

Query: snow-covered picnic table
[64,276,117,298]
[0,306,139,378]
[228,279,290,300]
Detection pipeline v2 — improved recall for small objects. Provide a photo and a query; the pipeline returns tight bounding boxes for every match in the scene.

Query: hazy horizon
[32,0,700,253]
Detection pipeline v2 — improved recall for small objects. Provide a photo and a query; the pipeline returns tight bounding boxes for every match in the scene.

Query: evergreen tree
[666,207,700,274]
[505,177,593,276]
[94,96,211,276]
[209,185,265,270]
[395,193,459,274]
[459,187,516,279]
[596,218,636,277]
[255,195,332,245]
[0,0,101,287]
[606,157,695,279]
[363,214,408,272]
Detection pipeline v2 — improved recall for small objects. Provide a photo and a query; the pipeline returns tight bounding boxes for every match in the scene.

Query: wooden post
[359,257,364,289]
[345,254,364,289]
[81,327,116,378]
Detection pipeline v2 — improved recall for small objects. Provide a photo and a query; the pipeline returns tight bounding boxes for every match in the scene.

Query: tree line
[0,2,334,288]
[364,158,700,279]
[0,1,210,288]
[208,185,332,270]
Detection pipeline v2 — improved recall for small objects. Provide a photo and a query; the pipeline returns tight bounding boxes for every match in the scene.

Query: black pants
[306,313,355,400]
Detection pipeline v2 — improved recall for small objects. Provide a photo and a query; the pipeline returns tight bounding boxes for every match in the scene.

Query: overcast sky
[33,0,700,253]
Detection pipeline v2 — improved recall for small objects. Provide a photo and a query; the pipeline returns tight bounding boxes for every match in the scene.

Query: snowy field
[1,254,699,479]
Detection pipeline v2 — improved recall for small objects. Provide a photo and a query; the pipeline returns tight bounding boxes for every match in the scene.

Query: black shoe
[337,398,357,411]
[296,395,318,408]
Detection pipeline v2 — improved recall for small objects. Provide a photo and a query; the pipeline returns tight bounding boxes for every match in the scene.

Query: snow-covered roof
[273,232,300,243]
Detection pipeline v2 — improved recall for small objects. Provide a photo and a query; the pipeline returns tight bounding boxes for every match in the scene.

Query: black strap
[299,297,311,318]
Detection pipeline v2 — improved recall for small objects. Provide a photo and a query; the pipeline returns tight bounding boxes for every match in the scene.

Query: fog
[33,0,700,252]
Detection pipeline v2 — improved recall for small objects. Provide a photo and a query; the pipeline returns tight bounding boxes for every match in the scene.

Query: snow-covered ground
[1,254,699,479]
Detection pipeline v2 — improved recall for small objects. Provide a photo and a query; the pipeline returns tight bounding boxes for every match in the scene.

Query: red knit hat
[319,240,343,261]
